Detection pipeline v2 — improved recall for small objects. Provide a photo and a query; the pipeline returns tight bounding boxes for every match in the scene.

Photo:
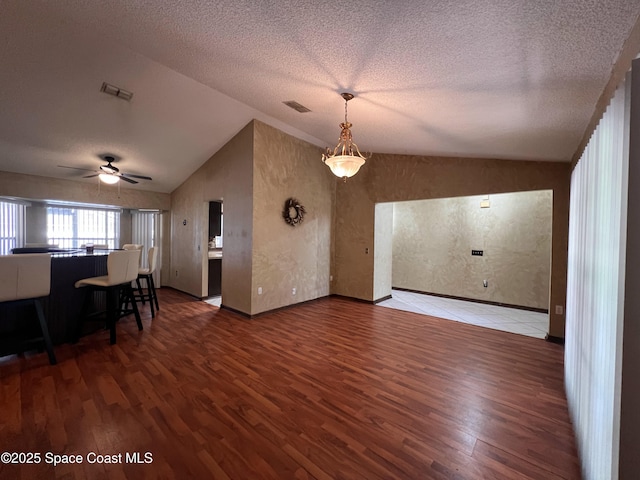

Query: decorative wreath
[282,197,306,227]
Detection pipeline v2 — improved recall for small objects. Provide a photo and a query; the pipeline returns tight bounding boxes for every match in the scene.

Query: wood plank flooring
[0,288,581,479]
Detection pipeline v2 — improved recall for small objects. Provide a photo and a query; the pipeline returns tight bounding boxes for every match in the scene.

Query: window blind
[0,201,26,254]
[565,75,630,480]
[132,210,162,285]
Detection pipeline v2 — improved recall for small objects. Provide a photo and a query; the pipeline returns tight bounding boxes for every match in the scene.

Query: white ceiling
[1,1,638,193]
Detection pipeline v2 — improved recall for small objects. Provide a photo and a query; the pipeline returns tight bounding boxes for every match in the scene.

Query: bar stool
[0,254,56,365]
[135,246,160,318]
[74,249,142,345]
[122,244,143,267]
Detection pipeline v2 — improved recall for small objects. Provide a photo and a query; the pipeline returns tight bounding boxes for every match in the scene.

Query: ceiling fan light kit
[322,92,369,181]
[58,154,152,185]
[98,172,120,184]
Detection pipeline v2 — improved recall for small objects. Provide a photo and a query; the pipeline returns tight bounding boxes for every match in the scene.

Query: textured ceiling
[0,0,639,193]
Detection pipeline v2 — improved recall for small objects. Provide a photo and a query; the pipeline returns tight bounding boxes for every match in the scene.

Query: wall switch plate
[555,305,564,315]
[258,287,262,295]
[472,250,484,256]
[483,279,488,288]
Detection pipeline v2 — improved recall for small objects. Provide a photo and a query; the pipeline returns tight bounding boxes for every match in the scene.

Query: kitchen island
[0,250,109,355]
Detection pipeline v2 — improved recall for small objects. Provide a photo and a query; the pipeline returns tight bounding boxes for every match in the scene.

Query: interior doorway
[376,190,553,338]
[206,200,223,302]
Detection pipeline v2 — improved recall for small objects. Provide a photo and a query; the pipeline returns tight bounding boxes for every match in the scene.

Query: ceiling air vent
[100,82,133,101]
[283,100,311,113]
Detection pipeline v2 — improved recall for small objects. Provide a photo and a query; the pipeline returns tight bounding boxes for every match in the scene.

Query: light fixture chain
[344,98,348,124]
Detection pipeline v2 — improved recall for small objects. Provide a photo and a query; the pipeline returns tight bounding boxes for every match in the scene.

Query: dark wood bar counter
[0,250,108,356]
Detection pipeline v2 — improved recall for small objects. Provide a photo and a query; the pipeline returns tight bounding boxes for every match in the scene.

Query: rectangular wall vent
[100,82,133,101]
[283,100,311,113]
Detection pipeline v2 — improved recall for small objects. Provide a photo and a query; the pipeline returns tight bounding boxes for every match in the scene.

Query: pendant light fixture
[322,92,369,180]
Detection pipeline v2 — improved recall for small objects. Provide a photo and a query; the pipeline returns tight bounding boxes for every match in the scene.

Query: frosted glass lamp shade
[99,173,120,184]
[324,155,365,179]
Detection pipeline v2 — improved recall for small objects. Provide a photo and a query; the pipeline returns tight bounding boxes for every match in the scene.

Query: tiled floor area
[377,289,548,339]
[204,295,221,307]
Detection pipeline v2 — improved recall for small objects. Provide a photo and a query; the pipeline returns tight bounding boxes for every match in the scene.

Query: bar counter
[0,250,110,356]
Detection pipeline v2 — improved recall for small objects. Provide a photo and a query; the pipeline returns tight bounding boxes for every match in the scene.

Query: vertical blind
[0,200,26,254]
[132,211,161,285]
[46,206,120,249]
[565,76,630,480]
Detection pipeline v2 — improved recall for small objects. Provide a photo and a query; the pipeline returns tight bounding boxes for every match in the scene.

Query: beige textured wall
[392,191,552,309]
[251,121,334,314]
[333,155,570,338]
[373,203,393,301]
[169,122,254,313]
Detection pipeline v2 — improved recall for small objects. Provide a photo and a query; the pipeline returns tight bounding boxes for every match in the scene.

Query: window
[0,200,26,254]
[46,206,120,249]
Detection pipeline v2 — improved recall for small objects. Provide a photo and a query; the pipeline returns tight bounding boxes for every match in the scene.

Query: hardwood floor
[0,288,581,479]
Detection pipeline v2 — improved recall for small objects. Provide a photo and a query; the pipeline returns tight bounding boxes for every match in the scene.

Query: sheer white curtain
[565,74,630,480]
[132,211,162,286]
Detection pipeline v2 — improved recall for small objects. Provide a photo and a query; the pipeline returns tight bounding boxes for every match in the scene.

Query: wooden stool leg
[149,275,159,311]
[34,299,56,365]
[126,284,143,331]
[145,275,155,318]
[136,278,145,304]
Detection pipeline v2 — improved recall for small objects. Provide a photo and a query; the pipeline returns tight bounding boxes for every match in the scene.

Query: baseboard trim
[220,304,251,318]
[392,287,549,314]
[374,294,392,304]
[330,294,376,305]
[221,295,331,319]
[164,286,202,301]
[545,335,565,345]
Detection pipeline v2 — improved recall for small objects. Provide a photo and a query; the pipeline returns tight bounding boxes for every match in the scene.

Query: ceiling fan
[58,154,152,184]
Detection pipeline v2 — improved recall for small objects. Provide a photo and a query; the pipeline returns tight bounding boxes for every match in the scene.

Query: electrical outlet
[292,287,296,295]
[365,247,369,254]
[258,287,262,295]
[330,275,333,282]
[555,305,564,315]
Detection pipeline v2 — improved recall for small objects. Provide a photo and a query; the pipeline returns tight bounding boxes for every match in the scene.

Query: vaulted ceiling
[1,1,639,193]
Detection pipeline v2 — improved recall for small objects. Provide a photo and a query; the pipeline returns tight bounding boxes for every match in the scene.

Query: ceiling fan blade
[122,173,152,180]
[119,176,139,184]
[83,174,99,178]
[58,165,97,173]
